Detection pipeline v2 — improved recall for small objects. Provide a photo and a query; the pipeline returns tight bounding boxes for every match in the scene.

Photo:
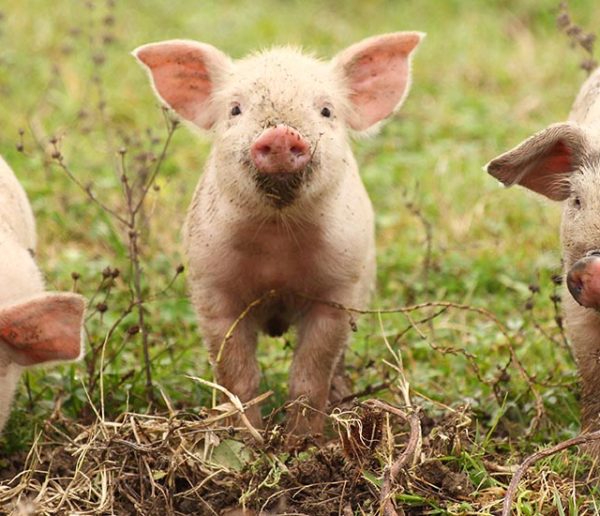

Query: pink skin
[0,156,86,433]
[251,125,311,174]
[567,254,600,310]
[133,33,424,440]
[486,67,600,456]
[0,294,85,367]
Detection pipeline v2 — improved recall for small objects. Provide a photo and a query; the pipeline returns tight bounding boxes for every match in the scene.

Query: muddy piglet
[134,33,423,438]
[487,68,600,455]
[0,156,85,433]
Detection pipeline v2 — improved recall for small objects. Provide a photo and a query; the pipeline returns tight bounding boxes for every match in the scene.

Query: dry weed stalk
[186,376,267,444]
[403,196,434,294]
[0,386,273,514]
[13,0,185,405]
[294,294,547,435]
[373,312,422,516]
[365,399,421,516]
[501,429,600,515]
[557,2,598,74]
[48,114,179,405]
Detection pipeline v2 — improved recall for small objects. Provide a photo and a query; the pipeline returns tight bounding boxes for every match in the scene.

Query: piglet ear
[133,39,232,129]
[0,293,86,366]
[485,122,589,201]
[333,32,425,131]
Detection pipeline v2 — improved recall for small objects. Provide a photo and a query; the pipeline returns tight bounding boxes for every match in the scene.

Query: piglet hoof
[284,402,325,450]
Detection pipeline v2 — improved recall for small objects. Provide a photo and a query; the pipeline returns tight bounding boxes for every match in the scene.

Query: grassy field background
[1,0,600,514]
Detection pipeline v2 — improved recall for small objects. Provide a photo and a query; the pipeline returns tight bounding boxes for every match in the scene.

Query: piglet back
[569,68,600,129]
[0,156,36,251]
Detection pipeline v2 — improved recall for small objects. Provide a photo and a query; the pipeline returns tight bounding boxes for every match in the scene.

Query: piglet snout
[251,125,311,174]
[567,252,600,309]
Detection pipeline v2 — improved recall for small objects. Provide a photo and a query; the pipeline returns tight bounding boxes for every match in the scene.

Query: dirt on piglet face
[208,48,355,211]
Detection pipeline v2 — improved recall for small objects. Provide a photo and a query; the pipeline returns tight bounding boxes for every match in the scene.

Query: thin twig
[216,289,278,363]
[405,199,434,291]
[298,294,546,434]
[51,150,127,224]
[364,399,421,516]
[502,429,600,516]
[186,375,265,444]
[333,381,392,407]
[132,115,179,215]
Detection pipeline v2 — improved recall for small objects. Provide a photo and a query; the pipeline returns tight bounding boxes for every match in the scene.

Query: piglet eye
[573,196,581,208]
[231,104,242,116]
[320,106,332,118]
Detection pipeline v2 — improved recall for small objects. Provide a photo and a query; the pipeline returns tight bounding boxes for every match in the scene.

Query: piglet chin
[567,254,600,310]
[253,169,309,208]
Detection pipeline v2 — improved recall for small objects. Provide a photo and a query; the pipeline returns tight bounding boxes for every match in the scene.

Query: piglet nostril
[254,144,271,157]
[566,266,586,306]
[290,145,305,156]
[567,274,583,299]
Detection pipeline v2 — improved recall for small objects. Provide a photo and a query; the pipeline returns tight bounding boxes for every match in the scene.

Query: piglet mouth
[253,167,312,208]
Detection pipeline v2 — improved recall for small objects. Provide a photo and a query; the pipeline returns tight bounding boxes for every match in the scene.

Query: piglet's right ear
[133,39,232,129]
[485,122,589,201]
[0,293,86,367]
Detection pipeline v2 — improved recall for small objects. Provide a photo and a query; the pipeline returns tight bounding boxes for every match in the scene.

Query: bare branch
[502,429,600,516]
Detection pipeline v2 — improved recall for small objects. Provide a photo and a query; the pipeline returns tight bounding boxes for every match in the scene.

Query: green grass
[1,0,600,513]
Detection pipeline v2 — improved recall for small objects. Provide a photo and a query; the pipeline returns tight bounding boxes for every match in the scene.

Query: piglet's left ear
[0,293,86,366]
[333,31,425,131]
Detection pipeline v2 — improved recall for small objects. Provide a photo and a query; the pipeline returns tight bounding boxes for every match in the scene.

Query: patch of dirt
[0,401,596,515]
[417,460,474,499]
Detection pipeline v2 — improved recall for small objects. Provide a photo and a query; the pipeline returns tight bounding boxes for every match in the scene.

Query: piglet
[134,33,423,438]
[0,156,85,432]
[486,68,600,454]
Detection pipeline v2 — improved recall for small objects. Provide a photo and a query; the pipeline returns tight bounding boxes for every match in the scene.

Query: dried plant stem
[299,295,546,434]
[557,2,597,74]
[187,375,265,444]
[51,151,126,224]
[370,312,422,516]
[502,429,600,516]
[334,381,392,407]
[215,292,545,437]
[129,228,154,403]
[216,289,277,363]
[52,117,179,404]
[405,199,434,290]
[132,113,178,216]
[364,399,421,516]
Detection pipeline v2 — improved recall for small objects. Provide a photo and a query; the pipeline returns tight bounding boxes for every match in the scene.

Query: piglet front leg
[286,303,351,438]
[202,315,262,429]
[562,293,600,457]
